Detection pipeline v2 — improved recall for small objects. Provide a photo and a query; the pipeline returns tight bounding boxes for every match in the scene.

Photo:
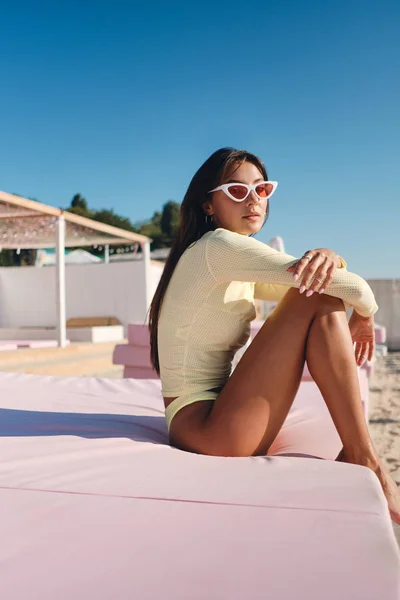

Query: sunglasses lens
[227,185,248,200]
[255,183,274,198]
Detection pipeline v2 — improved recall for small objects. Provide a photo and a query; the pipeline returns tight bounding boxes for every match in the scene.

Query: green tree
[71,194,89,211]
[134,202,180,250]
[0,249,36,267]
[93,208,138,233]
[137,220,165,249]
[0,249,16,267]
[67,194,93,219]
[160,201,180,238]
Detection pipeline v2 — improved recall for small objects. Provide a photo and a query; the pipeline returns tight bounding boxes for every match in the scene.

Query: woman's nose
[246,190,260,205]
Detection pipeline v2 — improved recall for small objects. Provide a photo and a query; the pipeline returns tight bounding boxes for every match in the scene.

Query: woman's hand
[286,248,341,296]
[348,311,375,367]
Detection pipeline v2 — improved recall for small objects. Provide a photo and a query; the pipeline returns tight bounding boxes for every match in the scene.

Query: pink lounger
[0,371,399,600]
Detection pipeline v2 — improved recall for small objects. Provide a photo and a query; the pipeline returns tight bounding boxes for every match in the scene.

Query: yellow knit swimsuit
[158,228,378,431]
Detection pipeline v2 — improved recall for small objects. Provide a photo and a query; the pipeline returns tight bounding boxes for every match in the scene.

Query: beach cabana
[0,191,152,347]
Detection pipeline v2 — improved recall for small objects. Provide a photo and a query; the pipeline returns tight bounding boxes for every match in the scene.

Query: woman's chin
[240,218,262,235]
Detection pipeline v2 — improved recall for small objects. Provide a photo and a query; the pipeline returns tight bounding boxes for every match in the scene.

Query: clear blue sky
[1,0,399,277]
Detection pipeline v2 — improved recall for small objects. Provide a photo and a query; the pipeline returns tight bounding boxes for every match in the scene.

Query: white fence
[0,264,398,350]
[0,260,163,335]
[366,279,400,350]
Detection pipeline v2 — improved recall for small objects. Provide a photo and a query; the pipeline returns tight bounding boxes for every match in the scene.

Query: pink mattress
[0,372,399,599]
[0,339,67,351]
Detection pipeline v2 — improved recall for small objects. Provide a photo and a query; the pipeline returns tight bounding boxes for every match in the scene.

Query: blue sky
[1,0,399,277]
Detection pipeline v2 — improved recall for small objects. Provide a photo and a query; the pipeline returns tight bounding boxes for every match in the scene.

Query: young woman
[149,147,400,524]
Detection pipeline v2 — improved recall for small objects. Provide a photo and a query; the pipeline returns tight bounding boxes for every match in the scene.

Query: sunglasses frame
[208,180,278,202]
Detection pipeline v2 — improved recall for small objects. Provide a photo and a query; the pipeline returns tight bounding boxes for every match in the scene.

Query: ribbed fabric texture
[158,228,378,397]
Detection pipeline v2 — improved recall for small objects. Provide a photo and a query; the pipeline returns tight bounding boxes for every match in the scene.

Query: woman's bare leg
[209,290,376,457]
[170,288,326,455]
[305,307,400,524]
[169,288,400,522]
[305,299,376,461]
[170,289,364,455]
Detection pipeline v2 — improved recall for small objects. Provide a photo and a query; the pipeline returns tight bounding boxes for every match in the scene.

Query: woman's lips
[243,214,260,221]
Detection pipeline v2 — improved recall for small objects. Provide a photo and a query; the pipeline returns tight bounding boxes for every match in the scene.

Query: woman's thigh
[169,289,344,457]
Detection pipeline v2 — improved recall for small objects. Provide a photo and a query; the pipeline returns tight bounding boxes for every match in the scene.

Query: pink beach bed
[0,370,399,599]
[0,339,68,351]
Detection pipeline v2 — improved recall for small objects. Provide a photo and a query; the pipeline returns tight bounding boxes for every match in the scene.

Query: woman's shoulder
[184,228,238,252]
[206,228,266,250]
[206,228,250,244]
[209,227,239,240]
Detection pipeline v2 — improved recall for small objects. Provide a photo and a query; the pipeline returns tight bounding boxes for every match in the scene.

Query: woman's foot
[374,461,400,525]
[335,447,400,525]
[335,447,347,463]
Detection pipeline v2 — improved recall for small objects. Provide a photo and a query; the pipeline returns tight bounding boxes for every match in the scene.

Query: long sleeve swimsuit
[158,228,378,399]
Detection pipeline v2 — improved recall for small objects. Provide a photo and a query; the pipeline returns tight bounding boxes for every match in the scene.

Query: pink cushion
[113,344,153,368]
[374,323,387,344]
[127,323,151,346]
[0,372,399,599]
[123,365,158,379]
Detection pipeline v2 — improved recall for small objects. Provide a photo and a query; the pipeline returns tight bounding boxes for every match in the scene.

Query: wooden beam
[0,190,152,245]
[0,211,43,219]
[0,237,142,250]
[63,210,150,244]
[0,191,61,217]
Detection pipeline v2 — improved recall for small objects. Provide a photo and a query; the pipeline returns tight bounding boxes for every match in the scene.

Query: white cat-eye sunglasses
[208,180,278,203]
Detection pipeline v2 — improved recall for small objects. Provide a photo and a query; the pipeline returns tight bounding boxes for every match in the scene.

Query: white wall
[151,262,164,296]
[0,260,163,334]
[3,264,396,348]
[367,279,400,350]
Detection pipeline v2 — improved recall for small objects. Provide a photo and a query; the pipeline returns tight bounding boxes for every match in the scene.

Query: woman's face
[204,161,267,236]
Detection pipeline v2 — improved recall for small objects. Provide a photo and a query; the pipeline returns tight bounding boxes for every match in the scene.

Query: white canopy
[0,190,149,249]
[0,191,153,347]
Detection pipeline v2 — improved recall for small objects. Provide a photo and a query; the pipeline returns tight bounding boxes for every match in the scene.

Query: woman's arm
[349,312,375,366]
[255,256,347,301]
[206,229,378,318]
[254,283,291,302]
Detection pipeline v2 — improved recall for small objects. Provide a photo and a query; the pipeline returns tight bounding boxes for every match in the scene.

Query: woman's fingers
[307,262,336,295]
[368,339,375,361]
[291,249,341,297]
[363,343,369,365]
[355,342,370,366]
[355,342,362,365]
[298,256,323,293]
[291,251,314,281]
[299,256,336,296]
[359,343,368,366]
[355,342,364,366]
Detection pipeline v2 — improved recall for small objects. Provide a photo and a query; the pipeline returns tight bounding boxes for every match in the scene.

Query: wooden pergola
[0,191,152,348]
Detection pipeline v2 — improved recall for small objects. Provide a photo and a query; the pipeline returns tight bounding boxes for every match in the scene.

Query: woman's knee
[288,286,343,305]
[316,293,345,312]
[284,287,344,313]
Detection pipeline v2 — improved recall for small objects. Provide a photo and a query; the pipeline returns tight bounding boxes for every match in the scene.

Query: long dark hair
[148,147,270,374]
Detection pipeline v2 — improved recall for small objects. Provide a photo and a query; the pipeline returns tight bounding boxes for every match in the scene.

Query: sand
[368,352,400,544]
